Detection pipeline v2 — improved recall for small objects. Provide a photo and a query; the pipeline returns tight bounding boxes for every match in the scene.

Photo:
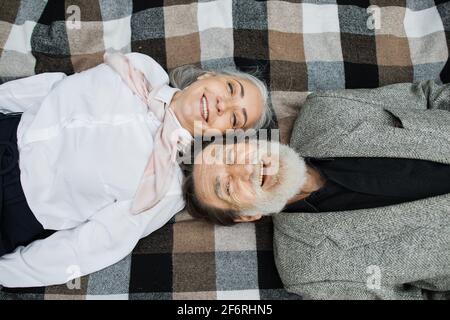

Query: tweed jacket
[273,81,450,300]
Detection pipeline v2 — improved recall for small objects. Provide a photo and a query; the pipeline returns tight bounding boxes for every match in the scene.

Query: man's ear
[233,214,263,223]
[197,72,215,81]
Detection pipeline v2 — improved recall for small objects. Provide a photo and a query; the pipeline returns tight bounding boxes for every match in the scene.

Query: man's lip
[261,159,277,191]
[261,172,272,191]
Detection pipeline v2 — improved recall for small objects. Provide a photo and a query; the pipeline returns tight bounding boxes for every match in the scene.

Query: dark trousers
[0,112,51,257]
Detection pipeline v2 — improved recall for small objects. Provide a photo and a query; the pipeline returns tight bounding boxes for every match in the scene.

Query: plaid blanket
[0,0,449,300]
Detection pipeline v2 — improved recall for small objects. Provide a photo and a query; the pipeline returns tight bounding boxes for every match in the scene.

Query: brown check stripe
[0,0,449,300]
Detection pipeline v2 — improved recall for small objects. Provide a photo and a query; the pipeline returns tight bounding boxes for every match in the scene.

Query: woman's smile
[200,93,209,123]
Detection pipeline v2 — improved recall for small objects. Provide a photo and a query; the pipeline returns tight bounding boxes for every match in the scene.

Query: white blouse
[0,53,185,287]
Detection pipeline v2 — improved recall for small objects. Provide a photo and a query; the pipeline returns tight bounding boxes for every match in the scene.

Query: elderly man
[183,80,450,299]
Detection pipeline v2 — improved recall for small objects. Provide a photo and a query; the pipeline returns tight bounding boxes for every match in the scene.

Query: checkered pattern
[1,0,449,300]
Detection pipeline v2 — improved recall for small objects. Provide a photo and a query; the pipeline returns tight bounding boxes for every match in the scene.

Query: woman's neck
[168,91,195,136]
[286,165,326,205]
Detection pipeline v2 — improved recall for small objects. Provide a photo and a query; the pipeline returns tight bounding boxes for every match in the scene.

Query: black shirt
[283,157,450,213]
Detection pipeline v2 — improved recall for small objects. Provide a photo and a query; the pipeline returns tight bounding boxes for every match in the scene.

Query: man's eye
[227,82,234,95]
[226,181,231,196]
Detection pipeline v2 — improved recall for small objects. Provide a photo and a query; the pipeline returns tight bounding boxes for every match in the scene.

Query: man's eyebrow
[214,176,222,199]
[236,79,245,98]
[227,147,233,164]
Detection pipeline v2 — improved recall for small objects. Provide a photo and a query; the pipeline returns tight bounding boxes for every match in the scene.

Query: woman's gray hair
[169,65,272,130]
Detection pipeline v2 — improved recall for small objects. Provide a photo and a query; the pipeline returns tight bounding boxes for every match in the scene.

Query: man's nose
[229,163,254,181]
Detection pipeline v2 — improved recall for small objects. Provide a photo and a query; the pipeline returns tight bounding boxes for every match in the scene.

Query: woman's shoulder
[124,52,169,89]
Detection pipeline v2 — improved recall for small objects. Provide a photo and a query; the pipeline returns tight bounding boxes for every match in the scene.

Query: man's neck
[286,165,325,205]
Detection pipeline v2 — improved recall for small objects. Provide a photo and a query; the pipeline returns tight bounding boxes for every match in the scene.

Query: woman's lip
[199,103,204,122]
[200,96,205,121]
[199,94,209,123]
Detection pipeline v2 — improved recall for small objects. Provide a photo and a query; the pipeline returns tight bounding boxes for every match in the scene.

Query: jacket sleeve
[289,281,424,300]
[0,73,66,113]
[309,80,450,112]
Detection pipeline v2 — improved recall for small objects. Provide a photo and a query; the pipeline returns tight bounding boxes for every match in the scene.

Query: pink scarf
[104,52,192,214]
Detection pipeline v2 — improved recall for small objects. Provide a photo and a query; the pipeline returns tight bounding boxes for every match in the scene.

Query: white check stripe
[3,21,36,53]
[103,15,132,52]
[302,3,340,34]
[197,0,233,31]
[404,6,445,38]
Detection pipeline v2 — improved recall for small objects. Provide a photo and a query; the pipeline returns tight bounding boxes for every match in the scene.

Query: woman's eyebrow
[236,79,245,98]
[233,79,247,128]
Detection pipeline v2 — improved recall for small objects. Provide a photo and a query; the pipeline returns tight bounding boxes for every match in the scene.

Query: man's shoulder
[288,94,350,149]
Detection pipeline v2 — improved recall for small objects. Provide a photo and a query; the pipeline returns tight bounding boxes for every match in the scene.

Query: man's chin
[241,208,283,217]
[245,191,295,216]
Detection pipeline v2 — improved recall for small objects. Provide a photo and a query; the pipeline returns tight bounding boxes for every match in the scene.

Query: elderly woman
[0,52,270,287]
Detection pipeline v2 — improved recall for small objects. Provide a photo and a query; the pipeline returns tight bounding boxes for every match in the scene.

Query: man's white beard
[242,142,306,216]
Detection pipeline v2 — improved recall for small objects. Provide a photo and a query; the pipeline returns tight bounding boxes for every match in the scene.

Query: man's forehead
[192,151,222,184]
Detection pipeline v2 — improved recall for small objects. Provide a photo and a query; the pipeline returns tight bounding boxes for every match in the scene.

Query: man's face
[192,140,306,220]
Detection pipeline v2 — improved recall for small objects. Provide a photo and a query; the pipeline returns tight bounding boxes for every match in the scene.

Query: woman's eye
[231,113,237,128]
[227,82,234,95]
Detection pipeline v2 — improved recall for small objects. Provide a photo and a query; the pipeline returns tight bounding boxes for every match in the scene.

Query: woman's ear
[233,214,263,223]
[197,72,215,81]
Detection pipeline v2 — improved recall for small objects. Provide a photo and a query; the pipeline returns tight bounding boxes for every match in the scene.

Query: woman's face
[169,73,263,136]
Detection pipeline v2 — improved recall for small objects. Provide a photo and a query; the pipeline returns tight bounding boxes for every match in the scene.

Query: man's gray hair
[169,65,272,130]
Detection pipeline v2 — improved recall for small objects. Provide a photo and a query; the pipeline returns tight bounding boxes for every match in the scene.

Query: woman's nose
[216,97,232,116]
